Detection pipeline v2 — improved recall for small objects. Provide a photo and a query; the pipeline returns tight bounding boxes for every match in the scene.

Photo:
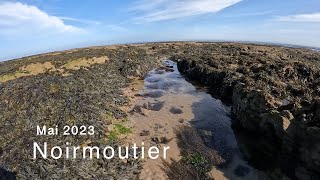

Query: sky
[0,0,320,61]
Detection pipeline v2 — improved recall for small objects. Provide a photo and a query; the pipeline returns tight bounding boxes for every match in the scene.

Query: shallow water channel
[128,60,262,179]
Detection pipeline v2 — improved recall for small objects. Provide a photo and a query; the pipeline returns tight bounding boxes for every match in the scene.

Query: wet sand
[123,60,263,180]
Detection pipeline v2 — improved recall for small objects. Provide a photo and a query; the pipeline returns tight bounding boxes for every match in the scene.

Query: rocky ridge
[172,43,320,179]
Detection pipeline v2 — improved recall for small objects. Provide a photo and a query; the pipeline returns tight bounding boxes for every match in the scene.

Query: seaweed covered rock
[0,45,157,179]
[173,43,320,179]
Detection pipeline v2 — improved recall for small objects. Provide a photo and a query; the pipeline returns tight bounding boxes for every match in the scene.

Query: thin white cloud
[222,10,273,18]
[132,0,242,23]
[275,13,320,22]
[131,0,169,11]
[59,16,101,25]
[0,2,83,36]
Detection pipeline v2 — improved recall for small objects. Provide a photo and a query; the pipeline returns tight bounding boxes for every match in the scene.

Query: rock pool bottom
[128,60,265,179]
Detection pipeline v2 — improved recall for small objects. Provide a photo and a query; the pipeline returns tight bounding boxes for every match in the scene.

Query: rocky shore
[1,42,320,179]
[0,45,159,179]
[172,43,320,179]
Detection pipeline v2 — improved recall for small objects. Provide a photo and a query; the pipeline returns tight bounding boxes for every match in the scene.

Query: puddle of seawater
[129,60,263,180]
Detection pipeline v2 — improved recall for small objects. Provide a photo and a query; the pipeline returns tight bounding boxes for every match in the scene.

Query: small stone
[150,101,165,111]
[107,125,113,131]
[160,137,171,144]
[132,105,142,114]
[169,107,183,114]
[282,117,291,130]
[142,103,148,109]
[141,108,149,116]
[140,130,150,136]
[178,119,185,123]
[151,137,161,144]
[281,110,294,120]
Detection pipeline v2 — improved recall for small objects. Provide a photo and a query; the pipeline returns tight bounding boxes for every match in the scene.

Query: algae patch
[0,56,109,83]
[61,56,108,70]
[0,62,55,83]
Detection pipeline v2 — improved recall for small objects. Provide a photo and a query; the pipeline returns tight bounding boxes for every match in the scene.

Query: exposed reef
[172,43,320,179]
[1,42,320,179]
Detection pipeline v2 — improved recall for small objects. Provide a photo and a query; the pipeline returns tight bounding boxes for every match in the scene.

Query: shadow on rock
[162,125,225,180]
[0,167,16,180]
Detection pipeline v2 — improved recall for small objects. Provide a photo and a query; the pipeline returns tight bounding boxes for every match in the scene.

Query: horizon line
[1,40,320,62]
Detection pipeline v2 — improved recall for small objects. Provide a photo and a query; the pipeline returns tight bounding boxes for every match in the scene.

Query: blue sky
[0,0,320,61]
